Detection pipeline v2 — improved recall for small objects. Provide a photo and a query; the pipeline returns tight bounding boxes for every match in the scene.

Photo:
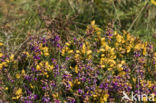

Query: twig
[14,37,30,56]
[112,0,121,28]
[128,1,148,32]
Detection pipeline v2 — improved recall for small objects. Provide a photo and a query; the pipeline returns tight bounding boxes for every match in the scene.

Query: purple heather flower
[124,69,129,72]
[31,67,35,71]
[93,79,97,84]
[33,56,40,60]
[78,89,83,94]
[52,58,56,64]
[78,73,81,77]
[11,80,14,83]
[73,37,77,41]
[81,77,86,82]
[57,43,61,48]
[134,52,141,57]
[109,33,113,36]
[25,75,32,81]
[90,86,95,91]
[28,96,32,100]
[34,78,37,81]
[51,82,56,87]
[55,64,59,69]
[54,64,60,76]
[68,98,75,103]
[42,38,46,44]
[99,83,104,89]
[27,90,32,95]
[30,46,35,51]
[66,57,70,61]
[33,94,38,100]
[55,35,60,41]
[0,58,5,62]
[42,97,50,103]
[149,45,152,49]
[80,43,83,47]
[54,100,60,103]
[25,101,33,103]
[42,86,46,90]
[153,61,155,64]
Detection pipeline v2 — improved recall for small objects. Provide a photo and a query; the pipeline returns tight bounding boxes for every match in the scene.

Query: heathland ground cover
[0,0,156,102]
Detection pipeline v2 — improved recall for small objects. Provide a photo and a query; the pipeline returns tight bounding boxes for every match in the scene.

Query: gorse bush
[0,21,155,102]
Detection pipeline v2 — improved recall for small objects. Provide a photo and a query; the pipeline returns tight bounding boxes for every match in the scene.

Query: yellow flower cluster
[75,50,81,59]
[0,42,3,69]
[86,20,102,38]
[0,53,3,58]
[9,54,14,61]
[61,42,74,56]
[0,60,9,70]
[134,42,147,55]
[40,44,49,56]
[36,61,54,72]
[0,43,12,70]
[12,88,23,99]
[35,57,54,77]
[81,42,92,60]
[114,32,134,54]
[99,38,116,69]
[23,51,31,58]
[73,41,92,60]
[92,88,109,102]
[100,93,109,103]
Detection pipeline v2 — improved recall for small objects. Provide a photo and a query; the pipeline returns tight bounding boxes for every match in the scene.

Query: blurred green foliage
[0,0,155,53]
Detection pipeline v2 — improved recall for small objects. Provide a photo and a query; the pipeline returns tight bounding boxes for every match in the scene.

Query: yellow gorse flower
[65,42,70,46]
[126,46,131,53]
[68,81,73,87]
[5,87,8,90]
[100,94,109,103]
[151,0,156,5]
[15,88,22,96]
[40,46,49,56]
[30,83,34,88]
[0,64,2,69]
[117,64,123,71]
[36,65,41,71]
[75,65,78,73]
[0,42,3,46]
[74,79,81,85]
[87,50,92,55]
[12,88,22,100]
[0,53,3,58]
[21,69,25,75]
[52,93,59,99]
[68,50,74,54]
[10,54,14,61]
[116,34,122,43]
[16,74,20,79]
[91,20,95,26]
[82,44,86,54]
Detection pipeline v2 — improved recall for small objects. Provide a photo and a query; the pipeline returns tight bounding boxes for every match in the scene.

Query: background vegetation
[0,0,155,54]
